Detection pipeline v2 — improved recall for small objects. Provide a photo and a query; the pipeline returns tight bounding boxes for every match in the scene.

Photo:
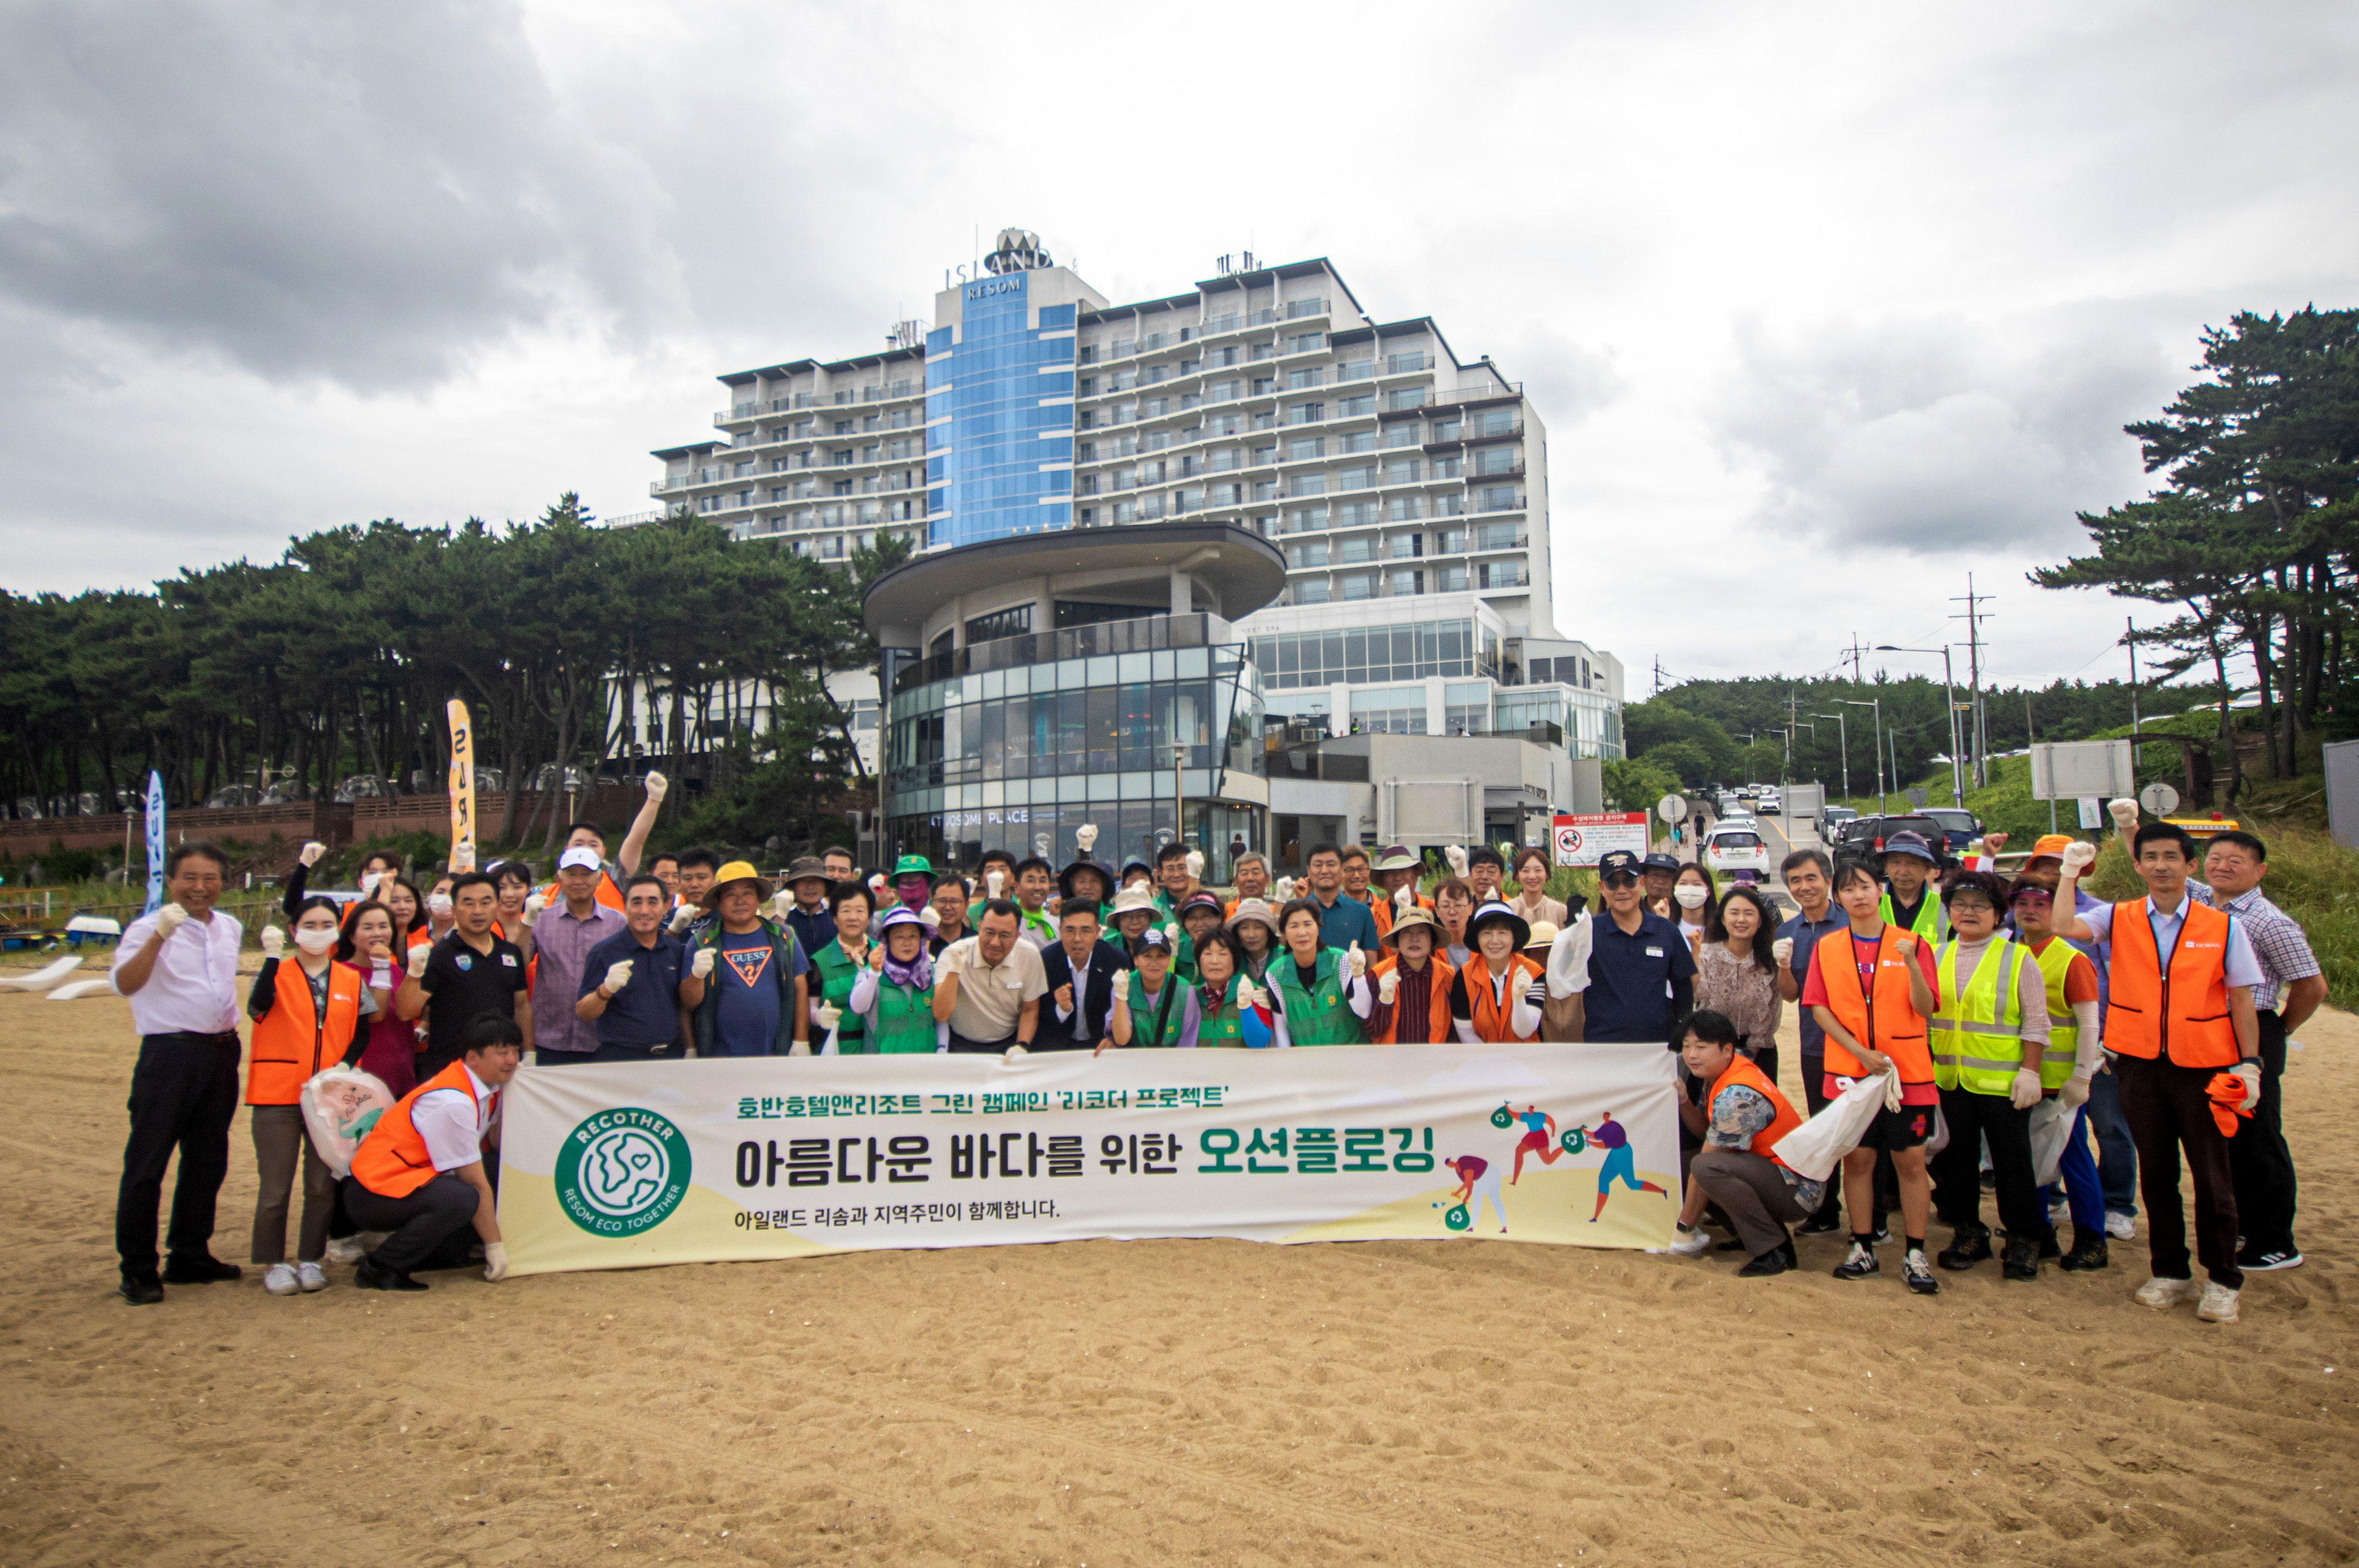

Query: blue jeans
[2085,1063,2139,1217]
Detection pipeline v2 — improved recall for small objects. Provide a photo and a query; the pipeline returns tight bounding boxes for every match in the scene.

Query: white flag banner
[495,1044,1680,1276]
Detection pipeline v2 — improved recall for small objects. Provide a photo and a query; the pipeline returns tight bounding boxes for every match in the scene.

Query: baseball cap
[1641,852,1681,875]
[558,846,603,872]
[1880,830,1938,865]
[1134,926,1173,952]
[1596,850,1642,881]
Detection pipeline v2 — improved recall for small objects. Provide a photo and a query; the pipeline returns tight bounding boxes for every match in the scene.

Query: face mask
[1674,885,1710,910]
[294,928,339,956]
[428,892,454,919]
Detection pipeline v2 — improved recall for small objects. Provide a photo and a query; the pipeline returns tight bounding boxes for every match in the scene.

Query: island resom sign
[554,1108,691,1237]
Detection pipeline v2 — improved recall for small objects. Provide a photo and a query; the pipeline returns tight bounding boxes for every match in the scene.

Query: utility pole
[1844,635,1867,685]
[2127,616,2140,736]
[1951,576,1996,788]
[1651,657,1667,698]
[1813,713,1849,800]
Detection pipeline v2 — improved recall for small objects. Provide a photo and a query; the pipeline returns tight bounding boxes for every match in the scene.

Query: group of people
[105,781,2322,1323]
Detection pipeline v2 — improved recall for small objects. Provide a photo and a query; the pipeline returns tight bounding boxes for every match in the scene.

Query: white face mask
[294,927,339,956]
[428,892,454,919]
[1674,885,1710,910]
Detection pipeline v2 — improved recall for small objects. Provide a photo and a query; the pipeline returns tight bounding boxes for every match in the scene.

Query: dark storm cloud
[0,1,672,387]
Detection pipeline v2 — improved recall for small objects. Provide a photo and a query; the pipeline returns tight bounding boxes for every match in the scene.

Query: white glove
[427,892,454,920]
[1346,941,1365,978]
[1185,848,1204,880]
[815,1002,842,1031]
[482,1241,509,1283]
[155,902,189,937]
[1376,969,1398,1004]
[1394,882,1414,911]
[2059,840,2098,877]
[1881,1070,1905,1112]
[1273,876,1296,901]
[521,892,547,929]
[691,947,716,979]
[1444,845,1468,878]
[2009,1068,2043,1110]
[260,926,285,958]
[787,1037,811,1057]
[358,872,382,899]
[1075,823,1099,853]
[298,841,327,868]
[1163,921,1181,946]
[2230,1060,2261,1113]
[667,903,696,935]
[600,959,635,995]
[1236,980,1263,1011]
[771,890,794,921]
[2060,1071,2092,1110]
[406,943,430,978]
[1004,1043,1029,1061]
[985,870,1006,898]
[868,872,889,899]
[919,905,939,928]
[2107,797,2140,834]
[644,770,669,804]
[1771,937,1795,968]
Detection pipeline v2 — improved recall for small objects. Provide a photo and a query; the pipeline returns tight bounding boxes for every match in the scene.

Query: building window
[1338,466,1375,491]
[1287,436,1325,461]
[1386,351,1428,374]
[1390,568,1424,596]
[1290,474,1326,497]
[1387,388,1428,412]
[1286,367,1322,389]
[1287,541,1330,569]
[1295,582,1331,604]
[1338,359,1374,382]
[1479,485,1520,512]
[1287,403,1323,425]
[1336,395,1375,418]
[1436,566,1469,591]
[1349,685,1426,735]
[1286,298,1327,320]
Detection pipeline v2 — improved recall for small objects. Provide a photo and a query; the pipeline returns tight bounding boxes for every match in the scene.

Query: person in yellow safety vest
[1926,871,2054,1281]
[2009,879,2111,1272]
[1877,830,1947,943]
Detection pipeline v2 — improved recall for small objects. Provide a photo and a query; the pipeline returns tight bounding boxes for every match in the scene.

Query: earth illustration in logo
[554,1109,691,1237]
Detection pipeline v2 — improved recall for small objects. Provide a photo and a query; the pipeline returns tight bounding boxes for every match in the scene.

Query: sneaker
[2001,1235,2041,1281]
[119,1274,165,1306]
[325,1237,365,1265]
[1902,1250,1941,1296]
[1872,1227,1894,1248]
[2133,1276,2198,1309]
[1737,1249,1790,1278]
[160,1255,241,1284]
[1797,1214,1845,1237]
[2058,1238,2110,1273]
[1667,1225,1712,1258]
[1937,1224,1993,1271]
[262,1263,298,1296]
[2196,1282,2241,1324]
[2105,1211,2136,1242]
[2238,1248,2304,1273]
[1833,1242,1880,1280]
[297,1261,328,1293]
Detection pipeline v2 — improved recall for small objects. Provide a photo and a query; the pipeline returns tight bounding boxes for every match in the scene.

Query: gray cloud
[1510,324,1625,434]
[0,1,675,388]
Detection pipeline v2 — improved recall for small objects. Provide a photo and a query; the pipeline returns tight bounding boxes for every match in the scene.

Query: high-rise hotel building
[646,232,1623,772]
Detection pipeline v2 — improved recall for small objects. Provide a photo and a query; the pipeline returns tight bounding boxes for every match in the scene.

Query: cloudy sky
[2,2,2353,694]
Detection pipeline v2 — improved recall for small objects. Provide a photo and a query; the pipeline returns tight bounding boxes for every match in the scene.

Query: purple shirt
[1591,1116,1628,1150]
[531,900,626,1056]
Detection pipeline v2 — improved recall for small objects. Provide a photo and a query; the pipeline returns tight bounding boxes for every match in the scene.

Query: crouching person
[341,1012,521,1292]
[1680,1011,1815,1277]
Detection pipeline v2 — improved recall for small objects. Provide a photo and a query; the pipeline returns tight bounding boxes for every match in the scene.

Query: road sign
[2139,782,2181,817]
[1554,813,1648,867]
[1656,793,1688,824]
[2077,797,2102,829]
[1905,786,1928,808]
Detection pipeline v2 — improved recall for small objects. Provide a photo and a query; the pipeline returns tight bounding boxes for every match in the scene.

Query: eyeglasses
[1601,873,1640,889]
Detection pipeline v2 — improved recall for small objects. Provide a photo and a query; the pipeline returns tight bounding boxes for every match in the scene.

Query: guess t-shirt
[709,929,784,1057]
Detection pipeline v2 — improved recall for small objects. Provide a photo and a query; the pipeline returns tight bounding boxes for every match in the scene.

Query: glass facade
[1247,617,1499,690]
[926,272,1076,548]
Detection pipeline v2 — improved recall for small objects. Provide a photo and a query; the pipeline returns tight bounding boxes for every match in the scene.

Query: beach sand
[3,983,2356,1566]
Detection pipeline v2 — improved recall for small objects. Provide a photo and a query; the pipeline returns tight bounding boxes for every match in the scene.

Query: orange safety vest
[1459,951,1543,1043]
[1815,925,1933,1082]
[350,1059,489,1199]
[1707,1054,1806,1166]
[1371,892,1435,939]
[406,926,433,952]
[1368,952,1456,1044]
[2107,899,2239,1068]
[539,870,626,913]
[245,958,365,1106]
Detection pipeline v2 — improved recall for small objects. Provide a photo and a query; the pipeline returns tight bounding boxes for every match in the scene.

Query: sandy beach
[4,984,2356,1567]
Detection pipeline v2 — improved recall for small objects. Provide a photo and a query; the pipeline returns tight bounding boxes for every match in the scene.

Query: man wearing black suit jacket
[1039,900,1128,1052]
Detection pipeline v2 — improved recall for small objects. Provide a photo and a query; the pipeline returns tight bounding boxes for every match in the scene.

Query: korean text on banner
[1553,812,1648,869]
[495,1044,1679,1277]
[142,769,166,915]
[446,698,476,873]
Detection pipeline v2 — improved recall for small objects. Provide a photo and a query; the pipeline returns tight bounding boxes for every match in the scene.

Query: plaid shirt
[2197,882,2319,1011]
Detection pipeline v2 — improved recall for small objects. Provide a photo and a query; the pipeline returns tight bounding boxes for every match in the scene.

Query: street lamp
[1874,645,1964,808]
[1840,698,1885,811]
[1812,713,1848,801]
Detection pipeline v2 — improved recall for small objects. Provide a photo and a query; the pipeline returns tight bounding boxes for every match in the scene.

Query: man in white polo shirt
[109,840,245,1304]
[343,1013,522,1291]
[931,898,1046,1054]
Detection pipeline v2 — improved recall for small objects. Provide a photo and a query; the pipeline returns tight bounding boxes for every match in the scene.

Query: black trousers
[114,1031,241,1278]
[1933,1086,2039,1240]
[340,1174,482,1276]
[2228,1011,2296,1256]
[2116,1052,2242,1288]
[947,1032,1016,1054]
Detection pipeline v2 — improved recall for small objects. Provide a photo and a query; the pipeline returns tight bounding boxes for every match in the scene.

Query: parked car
[1704,824,1771,882]
[1830,814,1953,859]
[1921,808,1983,854]
[1820,805,1859,835]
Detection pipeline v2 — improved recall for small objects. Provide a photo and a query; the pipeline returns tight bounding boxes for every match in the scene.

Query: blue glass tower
[925,269,1077,548]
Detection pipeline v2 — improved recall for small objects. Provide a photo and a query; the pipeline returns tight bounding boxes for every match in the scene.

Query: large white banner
[497,1044,1680,1276]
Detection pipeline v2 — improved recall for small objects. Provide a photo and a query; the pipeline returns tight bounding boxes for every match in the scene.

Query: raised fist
[868,942,886,969]
[1394,882,1414,911]
[1075,823,1099,853]
[1891,932,1919,957]
[427,892,454,920]
[1376,970,1398,1004]
[358,872,382,899]
[298,841,327,868]
[405,943,430,979]
[1054,982,1076,1014]
[2060,840,2098,877]
[1772,937,1794,967]
[1444,845,1469,878]
[690,947,716,980]
[643,770,669,804]
[771,890,794,922]
[2107,797,2140,834]
[260,926,285,958]
[155,902,189,936]
[521,892,548,929]
[1163,921,1181,948]
[1346,941,1366,978]
[667,903,696,935]
[816,1002,843,1031]
[1185,848,1204,881]
[985,869,1006,898]
[1980,831,2010,856]
[600,960,635,995]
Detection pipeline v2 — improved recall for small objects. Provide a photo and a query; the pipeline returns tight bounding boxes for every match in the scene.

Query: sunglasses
[1601,872,1640,889]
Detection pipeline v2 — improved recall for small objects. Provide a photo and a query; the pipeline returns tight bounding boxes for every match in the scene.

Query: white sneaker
[2133,1276,2197,1309]
[2197,1282,2241,1323]
[2105,1211,2136,1242]
[297,1261,328,1293]
[1667,1224,1711,1258]
[326,1237,364,1264]
[262,1263,298,1296]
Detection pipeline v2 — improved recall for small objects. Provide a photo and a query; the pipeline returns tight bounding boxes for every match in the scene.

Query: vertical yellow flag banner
[446,698,477,873]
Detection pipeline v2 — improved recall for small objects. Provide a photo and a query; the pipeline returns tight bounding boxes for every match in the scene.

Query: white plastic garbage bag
[1772,1070,1891,1183]
[2027,1097,2074,1187]
[300,1066,396,1179]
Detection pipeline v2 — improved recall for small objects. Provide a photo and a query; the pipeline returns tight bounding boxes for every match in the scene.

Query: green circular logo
[554,1108,691,1237]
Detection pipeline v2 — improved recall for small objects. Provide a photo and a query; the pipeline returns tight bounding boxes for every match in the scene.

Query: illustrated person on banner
[1445,1154,1509,1234]
[342,1013,522,1293]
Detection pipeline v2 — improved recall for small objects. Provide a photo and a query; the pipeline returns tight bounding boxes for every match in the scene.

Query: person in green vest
[1268,896,1371,1046]
[1109,926,1197,1049]
[1878,830,1947,942]
[1107,886,1162,959]
[1173,892,1226,986]
[842,906,945,1054]
[1226,898,1281,985]
[1188,933,1280,1048]
[806,881,876,1054]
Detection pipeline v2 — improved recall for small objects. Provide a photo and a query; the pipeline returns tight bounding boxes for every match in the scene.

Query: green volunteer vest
[2028,938,2081,1090]
[869,977,937,1054]
[1930,938,2026,1095]
[1195,976,1247,1047]
[1124,971,1185,1048]
[1880,890,1947,943]
[1270,947,1364,1046]
[1172,929,1200,987]
[810,941,868,1053]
